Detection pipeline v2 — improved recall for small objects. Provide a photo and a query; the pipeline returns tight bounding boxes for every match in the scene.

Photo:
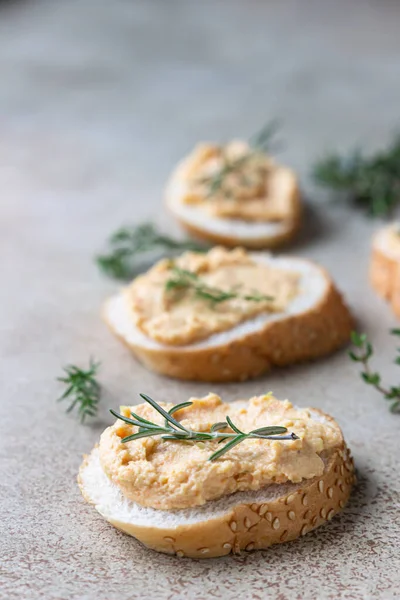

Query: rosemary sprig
[165,266,273,305]
[110,393,298,461]
[96,223,205,280]
[313,136,400,217]
[349,331,400,413]
[57,359,101,423]
[201,120,280,198]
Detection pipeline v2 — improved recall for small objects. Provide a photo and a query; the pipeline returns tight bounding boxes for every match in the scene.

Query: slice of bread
[370,223,400,317]
[103,254,353,382]
[165,155,301,249]
[78,406,355,559]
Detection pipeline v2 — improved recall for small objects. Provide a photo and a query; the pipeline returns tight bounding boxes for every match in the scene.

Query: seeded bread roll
[370,223,400,317]
[103,253,353,382]
[78,405,355,559]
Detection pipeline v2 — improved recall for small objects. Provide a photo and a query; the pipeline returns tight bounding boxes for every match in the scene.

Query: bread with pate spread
[370,223,400,317]
[165,141,301,248]
[78,393,355,559]
[103,246,353,382]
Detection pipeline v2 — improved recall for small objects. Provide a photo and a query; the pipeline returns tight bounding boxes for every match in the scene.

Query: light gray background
[1,1,399,599]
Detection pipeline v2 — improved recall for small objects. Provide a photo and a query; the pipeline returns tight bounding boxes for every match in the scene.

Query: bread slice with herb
[370,223,400,317]
[103,249,353,382]
[78,395,355,559]
[165,142,301,249]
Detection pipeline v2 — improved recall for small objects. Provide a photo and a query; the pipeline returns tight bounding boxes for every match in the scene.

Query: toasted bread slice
[103,254,353,382]
[165,154,301,249]
[78,405,355,559]
[370,223,400,317]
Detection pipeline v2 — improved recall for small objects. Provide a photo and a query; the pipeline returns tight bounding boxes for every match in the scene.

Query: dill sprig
[165,266,273,305]
[201,120,280,198]
[313,136,400,217]
[349,331,400,413]
[96,223,205,280]
[110,393,298,462]
[57,359,101,423]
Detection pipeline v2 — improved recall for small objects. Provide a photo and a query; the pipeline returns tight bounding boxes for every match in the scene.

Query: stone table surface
[1,1,400,598]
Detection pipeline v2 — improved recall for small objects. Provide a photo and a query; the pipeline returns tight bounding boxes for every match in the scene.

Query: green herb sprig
[110,393,298,461]
[349,331,400,413]
[165,266,273,305]
[57,359,101,423]
[313,136,400,217]
[201,120,280,199]
[96,223,205,280]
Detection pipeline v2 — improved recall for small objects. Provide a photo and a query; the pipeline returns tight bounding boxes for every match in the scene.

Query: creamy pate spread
[99,394,342,510]
[126,247,300,346]
[177,141,296,222]
[381,223,400,255]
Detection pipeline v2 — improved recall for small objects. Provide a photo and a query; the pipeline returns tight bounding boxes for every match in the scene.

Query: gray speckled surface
[1,1,400,598]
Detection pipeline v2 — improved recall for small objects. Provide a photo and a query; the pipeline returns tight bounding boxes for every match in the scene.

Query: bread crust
[370,244,397,301]
[173,213,300,250]
[370,228,400,318]
[78,419,355,559]
[103,268,353,382]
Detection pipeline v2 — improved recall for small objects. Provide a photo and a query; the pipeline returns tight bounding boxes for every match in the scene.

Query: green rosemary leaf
[211,422,228,432]
[208,435,246,462]
[250,120,281,153]
[195,287,237,304]
[243,292,274,302]
[58,384,74,400]
[168,402,194,416]
[250,426,288,436]
[226,416,244,435]
[201,121,280,199]
[139,393,189,433]
[121,429,168,443]
[111,393,297,460]
[361,372,381,386]
[349,329,400,413]
[57,359,101,423]
[161,434,191,441]
[65,398,79,413]
[390,400,400,413]
[109,409,139,427]
[165,401,193,428]
[313,136,400,217]
[96,223,205,280]
[130,412,159,427]
[165,266,273,307]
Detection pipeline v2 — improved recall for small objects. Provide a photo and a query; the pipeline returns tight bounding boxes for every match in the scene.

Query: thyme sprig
[57,359,101,423]
[349,331,400,413]
[313,135,400,217]
[110,393,298,461]
[96,223,205,280]
[201,120,280,198]
[165,266,273,305]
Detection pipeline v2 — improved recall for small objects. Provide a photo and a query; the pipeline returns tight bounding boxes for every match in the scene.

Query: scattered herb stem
[349,330,400,413]
[96,223,205,280]
[201,120,280,198]
[110,393,298,461]
[165,266,273,305]
[313,136,400,217]
[57,359,101,423]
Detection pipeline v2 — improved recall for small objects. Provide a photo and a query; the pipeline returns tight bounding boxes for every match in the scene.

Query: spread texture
[98,393,343,510]
[176,141,297,222]
[125,247,300,345]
